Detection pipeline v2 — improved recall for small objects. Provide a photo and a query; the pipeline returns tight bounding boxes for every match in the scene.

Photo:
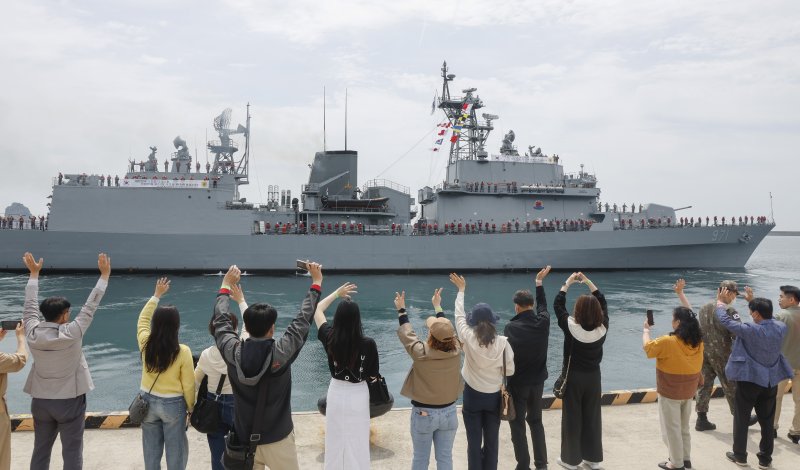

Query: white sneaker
[582,461,602,470]
[556,458,578,470]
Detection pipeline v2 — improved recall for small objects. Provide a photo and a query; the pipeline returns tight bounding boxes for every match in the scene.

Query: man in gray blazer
[22,252,110,470]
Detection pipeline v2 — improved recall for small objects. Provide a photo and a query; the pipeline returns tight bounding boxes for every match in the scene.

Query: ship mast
[437,61,495,166]
[208,105,250,192]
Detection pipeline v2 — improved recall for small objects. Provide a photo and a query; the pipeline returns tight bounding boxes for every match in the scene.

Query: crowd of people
[0,253,798,470]
[0,216,47,230]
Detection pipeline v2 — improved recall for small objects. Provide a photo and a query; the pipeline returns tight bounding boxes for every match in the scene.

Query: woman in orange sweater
[643,292,704,470]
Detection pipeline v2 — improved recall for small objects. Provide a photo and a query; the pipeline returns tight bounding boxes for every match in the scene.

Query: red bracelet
[310,284,321,292]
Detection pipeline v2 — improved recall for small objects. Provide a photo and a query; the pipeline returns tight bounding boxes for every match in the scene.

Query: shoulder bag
[191,374,227,434]
[500,346,516,421]
[128,372,161,425]
[553,340,573,400]
[368,375,391,405]
[223,367,270,470]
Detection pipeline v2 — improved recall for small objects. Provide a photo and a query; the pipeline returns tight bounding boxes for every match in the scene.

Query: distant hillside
[3,202,31,217]
[770,231,800,236]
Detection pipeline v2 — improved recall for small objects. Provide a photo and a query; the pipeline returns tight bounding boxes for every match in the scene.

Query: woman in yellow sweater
[137,277,195,470]
[643,291,704,470]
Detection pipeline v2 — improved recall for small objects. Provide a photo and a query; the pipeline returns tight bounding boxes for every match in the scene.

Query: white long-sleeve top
[194,300,250,395]
[454,291,515,393]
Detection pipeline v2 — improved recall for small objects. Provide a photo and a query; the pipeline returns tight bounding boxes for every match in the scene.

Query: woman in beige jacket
[395,288,463,470]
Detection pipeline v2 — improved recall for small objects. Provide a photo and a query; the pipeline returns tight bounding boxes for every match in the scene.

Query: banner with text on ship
[122,179,210,189]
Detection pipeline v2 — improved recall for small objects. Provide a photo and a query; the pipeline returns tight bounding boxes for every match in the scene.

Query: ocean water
[1,235,797,414]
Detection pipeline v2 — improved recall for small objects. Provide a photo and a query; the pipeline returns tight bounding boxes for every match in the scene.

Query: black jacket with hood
[213,285,320,445]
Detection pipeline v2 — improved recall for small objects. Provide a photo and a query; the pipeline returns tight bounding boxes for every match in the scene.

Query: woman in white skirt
[315,282,377,470]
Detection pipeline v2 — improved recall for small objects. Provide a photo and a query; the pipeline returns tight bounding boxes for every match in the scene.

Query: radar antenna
[208,105,250,186]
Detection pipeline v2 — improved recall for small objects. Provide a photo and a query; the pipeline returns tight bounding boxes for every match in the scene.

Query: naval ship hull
[0,224,772,273]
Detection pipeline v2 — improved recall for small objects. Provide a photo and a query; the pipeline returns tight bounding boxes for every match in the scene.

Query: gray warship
[0,63,774,272]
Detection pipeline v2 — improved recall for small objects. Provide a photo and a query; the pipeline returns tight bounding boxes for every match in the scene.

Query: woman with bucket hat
[395,288,463,470]
[449,273,515,470]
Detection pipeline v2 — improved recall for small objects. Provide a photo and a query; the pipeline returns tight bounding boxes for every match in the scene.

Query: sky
[1,0,799,229]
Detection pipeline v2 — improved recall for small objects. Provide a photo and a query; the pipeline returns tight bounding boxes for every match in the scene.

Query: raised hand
[14,321,24,340]
[579,272,597,291]
[564,272,580,286]
[335,282,357,300]
[535,266,552,285]
[673,278,686,294]
[431,288,443,309]
[743,286,754,302]
[153,277,170,298]
[394,291,406,310]
[98,253,111,279]
[717,287,735,305]
[307,262,323,286]
[23,252,44,278]
[222,265,241,287]
[449,273,466,293]
[230,284,245,304]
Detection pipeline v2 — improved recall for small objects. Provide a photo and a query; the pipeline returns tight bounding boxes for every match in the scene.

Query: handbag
[367,375,391,405]
[500,346,516,421]
[553,341,573,400]
[191,374,226,434]
[128,372,160,425]
[223,359,270,470]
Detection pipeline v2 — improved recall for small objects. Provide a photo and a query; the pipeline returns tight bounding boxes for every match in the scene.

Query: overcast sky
[2,0,798,229]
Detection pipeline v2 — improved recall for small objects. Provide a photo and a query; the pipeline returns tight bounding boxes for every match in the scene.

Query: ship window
[208,196,211,199]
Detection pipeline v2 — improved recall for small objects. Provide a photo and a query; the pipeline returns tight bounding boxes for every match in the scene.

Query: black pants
[462,383,501,470]
[560,368,602,466]
[508,382,547,470]
[732,381,777,464]
[30,394,86,470]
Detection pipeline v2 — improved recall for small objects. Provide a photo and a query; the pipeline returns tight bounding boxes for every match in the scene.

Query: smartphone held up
[1,320,21,330]
[646,309,655,326]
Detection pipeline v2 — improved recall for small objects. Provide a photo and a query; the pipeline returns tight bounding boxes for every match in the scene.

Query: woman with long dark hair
[553,272,608,470]
[394,288,463,470]
[643,280,704,470]
[449,273,514,470]
[194,284,249,470]
[314,282,377,469]
[137,277,195,470]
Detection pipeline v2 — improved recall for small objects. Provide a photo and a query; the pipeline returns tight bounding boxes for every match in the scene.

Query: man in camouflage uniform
[695,280,758,431]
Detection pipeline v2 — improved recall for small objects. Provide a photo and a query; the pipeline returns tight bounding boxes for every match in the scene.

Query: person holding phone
[0,322,27,470]
[553,272,607,470]
[643,294,704,470]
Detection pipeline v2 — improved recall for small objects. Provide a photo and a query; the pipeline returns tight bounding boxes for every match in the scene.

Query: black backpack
[190,374,226,434]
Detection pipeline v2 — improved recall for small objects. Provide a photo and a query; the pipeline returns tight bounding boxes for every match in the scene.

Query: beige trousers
[658,395,692,468]
[774,374,798,434]
[253,431,299,470]
[0,400,11,470]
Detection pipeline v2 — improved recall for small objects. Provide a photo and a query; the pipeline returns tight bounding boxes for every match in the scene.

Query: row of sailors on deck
[444,181,564,193]
[0,215,47,230]
[599,202,644,213]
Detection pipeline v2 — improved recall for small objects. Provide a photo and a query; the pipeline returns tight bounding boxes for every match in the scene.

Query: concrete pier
[9,397,799,469]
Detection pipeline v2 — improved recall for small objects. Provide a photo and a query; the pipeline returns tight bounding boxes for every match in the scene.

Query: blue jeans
[141,394,189,470]
[206,393,235,470]
[462,383,501,470]
[410,403,458,470]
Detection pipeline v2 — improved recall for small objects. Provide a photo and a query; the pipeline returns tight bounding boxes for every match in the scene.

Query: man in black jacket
[212,263,322,470]
[504,266,552,470]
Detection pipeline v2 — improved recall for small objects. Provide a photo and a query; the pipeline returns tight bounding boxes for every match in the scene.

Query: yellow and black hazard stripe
[10,383,792,431]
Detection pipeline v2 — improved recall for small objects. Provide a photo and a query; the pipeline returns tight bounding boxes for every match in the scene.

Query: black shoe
[684,460,692,469]
[757,460,772,469]
[696,416,717,431]
[725,451,747,467]
[748,414,759,426]
[773,429,777,438]
[789,432,800,444]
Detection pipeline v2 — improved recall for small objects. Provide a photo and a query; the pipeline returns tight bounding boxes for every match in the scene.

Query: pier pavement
[9,397,799,469]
